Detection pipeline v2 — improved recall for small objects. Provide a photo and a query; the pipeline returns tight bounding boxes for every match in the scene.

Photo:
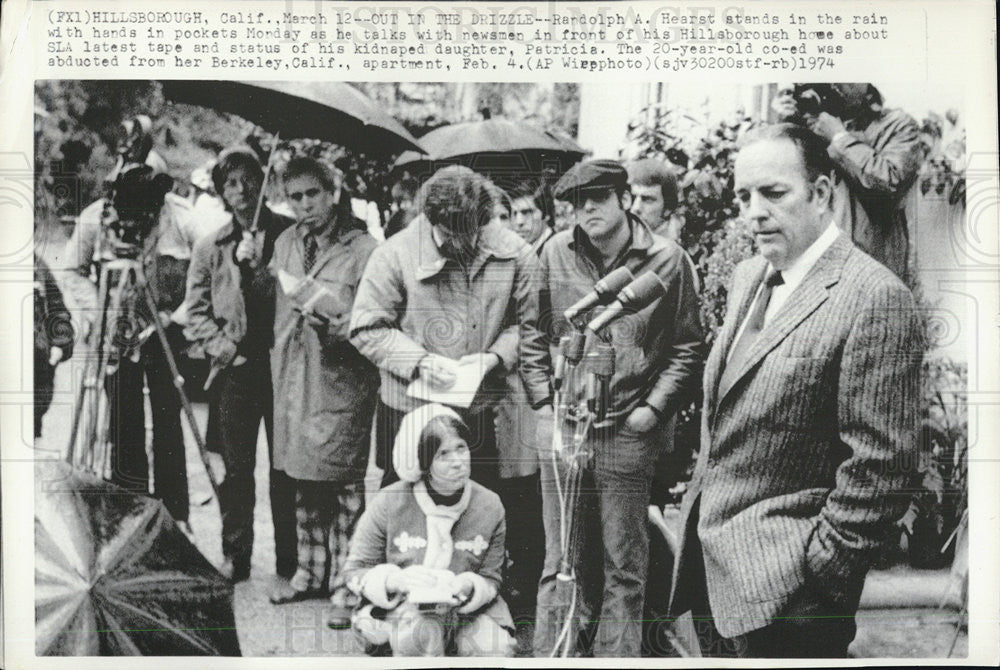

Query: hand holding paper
[407,354,492,409]
[278,269,349,323]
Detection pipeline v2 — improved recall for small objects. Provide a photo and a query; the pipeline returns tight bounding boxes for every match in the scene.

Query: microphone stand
[548,331,615,658]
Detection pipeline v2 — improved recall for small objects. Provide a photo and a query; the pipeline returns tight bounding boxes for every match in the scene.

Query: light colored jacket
[669,234,923,637]
[62,194,198,315]
[270,218,379,482]
[349,214,547,415]
[344,480,513,629]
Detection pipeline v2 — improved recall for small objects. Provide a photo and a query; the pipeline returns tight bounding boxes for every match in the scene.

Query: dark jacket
[34,257,75,362]
[521,213,705,426]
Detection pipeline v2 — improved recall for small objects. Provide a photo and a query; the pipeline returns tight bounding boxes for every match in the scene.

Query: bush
[625,107,759,342]
[899,357,968,568]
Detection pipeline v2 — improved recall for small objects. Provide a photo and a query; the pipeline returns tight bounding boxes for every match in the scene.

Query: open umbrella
[393,118,587,180]
[160,81,422,155]
[35,461,240,656]
[161,80,422,247]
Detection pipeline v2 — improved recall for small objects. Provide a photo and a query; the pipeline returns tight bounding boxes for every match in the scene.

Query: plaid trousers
[289,480,364,595]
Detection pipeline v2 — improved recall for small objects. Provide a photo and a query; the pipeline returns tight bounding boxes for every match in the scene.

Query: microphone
[563,267,635,326]
[585,343,615,421]
[585,271,667,334]
[553,336,569,392]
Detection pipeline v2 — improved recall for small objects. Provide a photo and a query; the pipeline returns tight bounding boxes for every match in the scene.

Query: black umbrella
[160,80,423,155]
[35,461,240,656]
[394,118,587,180]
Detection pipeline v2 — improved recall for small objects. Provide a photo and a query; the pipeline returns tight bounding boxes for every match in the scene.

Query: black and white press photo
[27,76,973,659]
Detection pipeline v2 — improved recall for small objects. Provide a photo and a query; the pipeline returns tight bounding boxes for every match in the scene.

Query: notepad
[406,356,491,409]
[277,269,348,322]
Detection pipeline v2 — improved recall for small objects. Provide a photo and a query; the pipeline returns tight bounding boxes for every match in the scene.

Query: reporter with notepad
[350,166,548,494]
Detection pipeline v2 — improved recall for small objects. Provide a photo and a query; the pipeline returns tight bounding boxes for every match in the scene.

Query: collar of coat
[214,205,287,246]
[411,213,524,281]
[292,208,367,248]
[707,231,853,416]
[568,211,666,263]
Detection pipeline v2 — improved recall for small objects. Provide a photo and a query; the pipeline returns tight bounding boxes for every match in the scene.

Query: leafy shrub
[625,107,758,341]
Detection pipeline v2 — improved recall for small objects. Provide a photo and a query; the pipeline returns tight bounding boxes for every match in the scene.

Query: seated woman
[343,404,515,657]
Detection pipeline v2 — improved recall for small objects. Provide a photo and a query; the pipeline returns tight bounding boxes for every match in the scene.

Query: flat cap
[553,159,628,200]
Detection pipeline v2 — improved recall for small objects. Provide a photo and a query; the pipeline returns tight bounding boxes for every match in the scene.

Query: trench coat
[270,218,379,483]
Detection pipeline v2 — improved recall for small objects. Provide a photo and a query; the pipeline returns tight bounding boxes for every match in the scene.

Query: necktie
[303,233,318,274]
[717,269,784,398]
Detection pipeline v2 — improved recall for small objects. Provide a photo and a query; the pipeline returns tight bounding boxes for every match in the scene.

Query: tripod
[65,252,221,505]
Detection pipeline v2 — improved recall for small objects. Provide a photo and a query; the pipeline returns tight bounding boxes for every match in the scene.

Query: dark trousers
[105,326,189,522]
[207,353,297,577]
[685,514,857,658]
[642,519,675,656]
[496,471,545,619]
[374,399,500,493]
[35,356,55,438]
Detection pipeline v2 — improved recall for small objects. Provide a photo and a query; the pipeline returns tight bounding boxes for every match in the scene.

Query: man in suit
[668,123,923,658]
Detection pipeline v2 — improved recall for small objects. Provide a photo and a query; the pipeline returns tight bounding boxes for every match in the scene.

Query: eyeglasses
[287,187,323,203]
[569,187,617,209]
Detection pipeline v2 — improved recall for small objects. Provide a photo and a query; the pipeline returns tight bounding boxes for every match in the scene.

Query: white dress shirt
[727,222,840,362]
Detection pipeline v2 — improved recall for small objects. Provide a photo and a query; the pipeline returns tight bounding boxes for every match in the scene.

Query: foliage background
[34,81,580,234]
[622,101,969,564]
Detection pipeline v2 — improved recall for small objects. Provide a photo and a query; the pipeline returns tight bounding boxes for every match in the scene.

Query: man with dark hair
[350,166,548,496]
[384,176,418,239]
[509,180,556,255]
[522,159,705,657]
[184,146,297,584]
[773,83,922,281]
[63,162,197,532]
[668,123,923,657]
[627,158,681,239]
[267,157,379,624]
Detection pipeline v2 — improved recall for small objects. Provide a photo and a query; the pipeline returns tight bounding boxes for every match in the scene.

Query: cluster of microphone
[553,268,668,423]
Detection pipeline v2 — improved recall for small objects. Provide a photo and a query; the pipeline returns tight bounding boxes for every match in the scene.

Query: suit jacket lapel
[715,235,851,410]
[705,259,767,422]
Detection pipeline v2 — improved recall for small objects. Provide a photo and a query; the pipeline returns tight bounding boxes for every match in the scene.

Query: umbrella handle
[250,130,280,231]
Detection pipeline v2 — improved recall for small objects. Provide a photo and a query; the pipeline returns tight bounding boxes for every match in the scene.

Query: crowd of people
[37,82,926,658]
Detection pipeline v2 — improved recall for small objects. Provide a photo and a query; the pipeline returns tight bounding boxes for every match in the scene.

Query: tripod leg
[65,262,117,470]
[135,270,222,504]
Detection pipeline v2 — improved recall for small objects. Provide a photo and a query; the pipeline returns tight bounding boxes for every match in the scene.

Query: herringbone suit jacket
[669,233,922,638]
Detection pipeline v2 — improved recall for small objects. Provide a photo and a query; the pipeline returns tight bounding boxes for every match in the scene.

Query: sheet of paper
[277,270,347,322]
[406,357,490,409]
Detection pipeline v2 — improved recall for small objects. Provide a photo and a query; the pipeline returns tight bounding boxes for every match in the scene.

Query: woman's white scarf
[412,479,471,570]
